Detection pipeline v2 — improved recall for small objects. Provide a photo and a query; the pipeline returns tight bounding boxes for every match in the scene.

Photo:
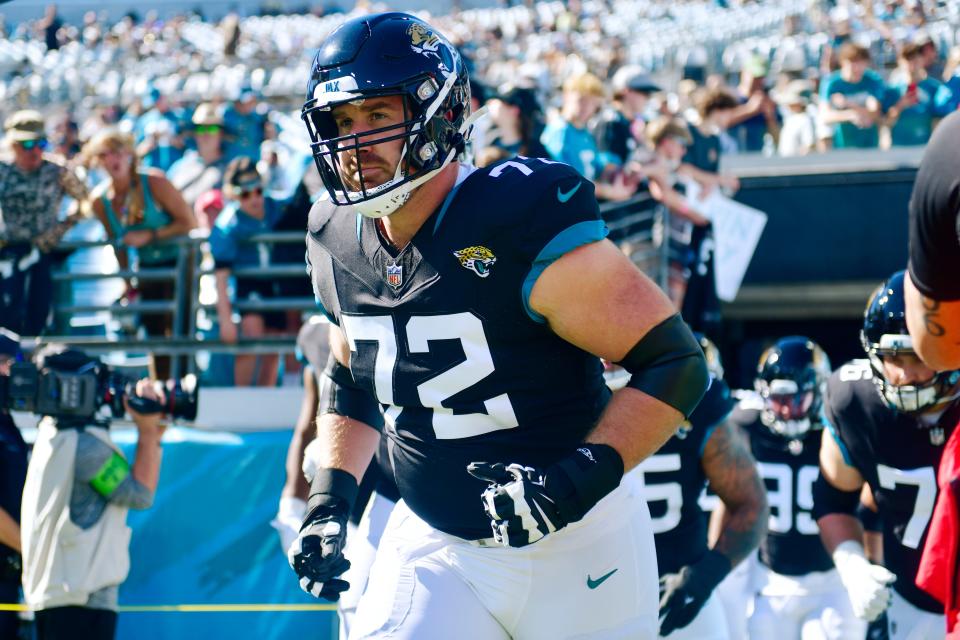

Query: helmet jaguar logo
[408,23,441,58]
[453,246,497,278]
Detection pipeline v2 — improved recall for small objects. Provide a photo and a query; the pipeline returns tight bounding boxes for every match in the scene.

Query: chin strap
[353,106,489,219]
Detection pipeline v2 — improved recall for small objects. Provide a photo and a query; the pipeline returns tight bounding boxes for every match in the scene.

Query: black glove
[467,444,624,548]
[866,611,890,640]
[287,468,357,601]
[658,549,731,637]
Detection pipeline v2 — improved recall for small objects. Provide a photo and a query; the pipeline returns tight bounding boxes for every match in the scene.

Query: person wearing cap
[222,85,268,163]
[485,85,549,159]
[885,41,955,147]
[167,102,230,210]
[0,109,89,336]
[776,80,818,156]
[596,65,660,166]
[80,128,197,379]
[819,43,887,148]
[209,156,285,386]
[541,72,638,201]
[0,329,27,639]
[727,55,781,153]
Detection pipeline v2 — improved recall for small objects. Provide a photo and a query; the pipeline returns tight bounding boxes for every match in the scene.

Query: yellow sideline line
[0,603,337,612]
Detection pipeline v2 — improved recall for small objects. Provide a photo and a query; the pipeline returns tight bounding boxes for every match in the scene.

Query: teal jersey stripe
[822,414,853,466]
[521,219,609,323]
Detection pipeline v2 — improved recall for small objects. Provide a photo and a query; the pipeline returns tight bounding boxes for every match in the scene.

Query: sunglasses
[239,186,263,199]
[19,138,47,151]
[195,125,222,135]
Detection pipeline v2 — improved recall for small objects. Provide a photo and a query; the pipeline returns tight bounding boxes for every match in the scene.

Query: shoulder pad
[296,316,331,372]
[307,196,341,236]
[824,360,875,415]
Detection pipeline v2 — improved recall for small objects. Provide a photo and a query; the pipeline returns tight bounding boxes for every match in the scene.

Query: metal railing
[37,196,671,379]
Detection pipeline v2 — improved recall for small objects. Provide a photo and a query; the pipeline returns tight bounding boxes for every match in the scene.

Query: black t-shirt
[683,124,721,174]
[908,110,960,300]
[0,412,27,566]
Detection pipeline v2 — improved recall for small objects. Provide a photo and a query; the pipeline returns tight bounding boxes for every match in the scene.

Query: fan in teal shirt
[886,44,956,146]
[819,68,887,148]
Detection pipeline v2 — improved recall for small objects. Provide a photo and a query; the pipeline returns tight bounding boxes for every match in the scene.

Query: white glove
[270,496,307,555]
[832,540,895,621]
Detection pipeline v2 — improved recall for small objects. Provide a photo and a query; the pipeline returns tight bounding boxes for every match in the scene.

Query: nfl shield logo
[385,262,403,289]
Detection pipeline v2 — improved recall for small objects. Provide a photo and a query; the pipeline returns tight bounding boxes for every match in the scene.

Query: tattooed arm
[701,421,769,566]
[905,271,960,371]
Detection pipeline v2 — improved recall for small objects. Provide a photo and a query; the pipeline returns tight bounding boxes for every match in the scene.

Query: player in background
[814,271,959,639]
[614,336,768,639]
[731,336,865,639]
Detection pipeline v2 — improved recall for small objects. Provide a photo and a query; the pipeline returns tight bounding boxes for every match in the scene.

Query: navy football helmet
[301,12,477,218]
[861,270,960,413]
[756,336,831,438]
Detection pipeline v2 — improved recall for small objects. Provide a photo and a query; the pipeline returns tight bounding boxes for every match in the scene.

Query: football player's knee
[811,473,860,521]
[617,313,709,417]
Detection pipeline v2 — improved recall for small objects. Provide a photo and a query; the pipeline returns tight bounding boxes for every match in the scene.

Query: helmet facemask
[759,377,817,438]
[303,66,475,218]
[863,332,960,414]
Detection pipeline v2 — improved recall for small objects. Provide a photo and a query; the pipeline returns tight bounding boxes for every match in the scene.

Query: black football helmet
[301,12,477,218]
[861,270,960,413]
[756,336,831,438]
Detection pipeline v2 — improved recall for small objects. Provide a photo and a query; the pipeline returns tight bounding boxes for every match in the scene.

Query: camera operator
[19,347,167,640]
[0,329,27,638]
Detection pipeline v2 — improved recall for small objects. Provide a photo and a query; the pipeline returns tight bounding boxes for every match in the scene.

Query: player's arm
[905,271,960,371]
[701,422,768,568]
[531,238,708,469]
[0,507,20,553]
[814,428,895,621]
[272,364,319,553]
[658,421,767,636]
[288,324,381,600]
[469,238,708,548]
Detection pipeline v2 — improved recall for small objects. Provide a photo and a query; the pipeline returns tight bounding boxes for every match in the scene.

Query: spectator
[40,4,63,51]
[596,65,660,166]
[727,55,781,152]
[48,113,81,160]
[484,85,548,159]
[20,347,166,640]
[209,157,285,387]
[167,103,230,210]
[223,86,269,163]
[885,41,955,146]
[194,188,224,231]
[135,90,185,172]
[0,329,27,640]
[776,80,818,156]
[819,43,886,148]
[645,116,722,337]
[0,110,89,336]
[81,129,197,379]
[687,86,740,173]
[541,72,637,201]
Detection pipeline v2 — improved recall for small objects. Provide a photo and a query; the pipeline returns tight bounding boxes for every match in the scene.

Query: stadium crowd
[0,0,957,386]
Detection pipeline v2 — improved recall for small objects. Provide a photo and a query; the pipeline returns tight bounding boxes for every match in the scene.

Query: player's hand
[832,541,895,621]
[467,444,624,548]
[288,503,351,600]
[658,549,731,636]
[271,496,306,555]
[467,462,566,547]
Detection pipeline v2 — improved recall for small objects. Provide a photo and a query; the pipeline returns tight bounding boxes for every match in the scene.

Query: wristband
[545,443,624,524]
[305,467,359,520]
[693,548,733,590]
[150,228,159,243]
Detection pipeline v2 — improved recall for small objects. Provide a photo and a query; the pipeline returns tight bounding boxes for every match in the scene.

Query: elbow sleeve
[617,314,710,418]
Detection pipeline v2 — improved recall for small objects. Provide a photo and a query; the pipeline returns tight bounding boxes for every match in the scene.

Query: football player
[272,316,399,639]
[814,270,959,638]
[288,12,710,639]
[622,337,768,639]
[732,336,866,639]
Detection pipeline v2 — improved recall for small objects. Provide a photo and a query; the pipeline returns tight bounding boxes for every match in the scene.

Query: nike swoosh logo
[587,568,618,589]
[557,182,582,203]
